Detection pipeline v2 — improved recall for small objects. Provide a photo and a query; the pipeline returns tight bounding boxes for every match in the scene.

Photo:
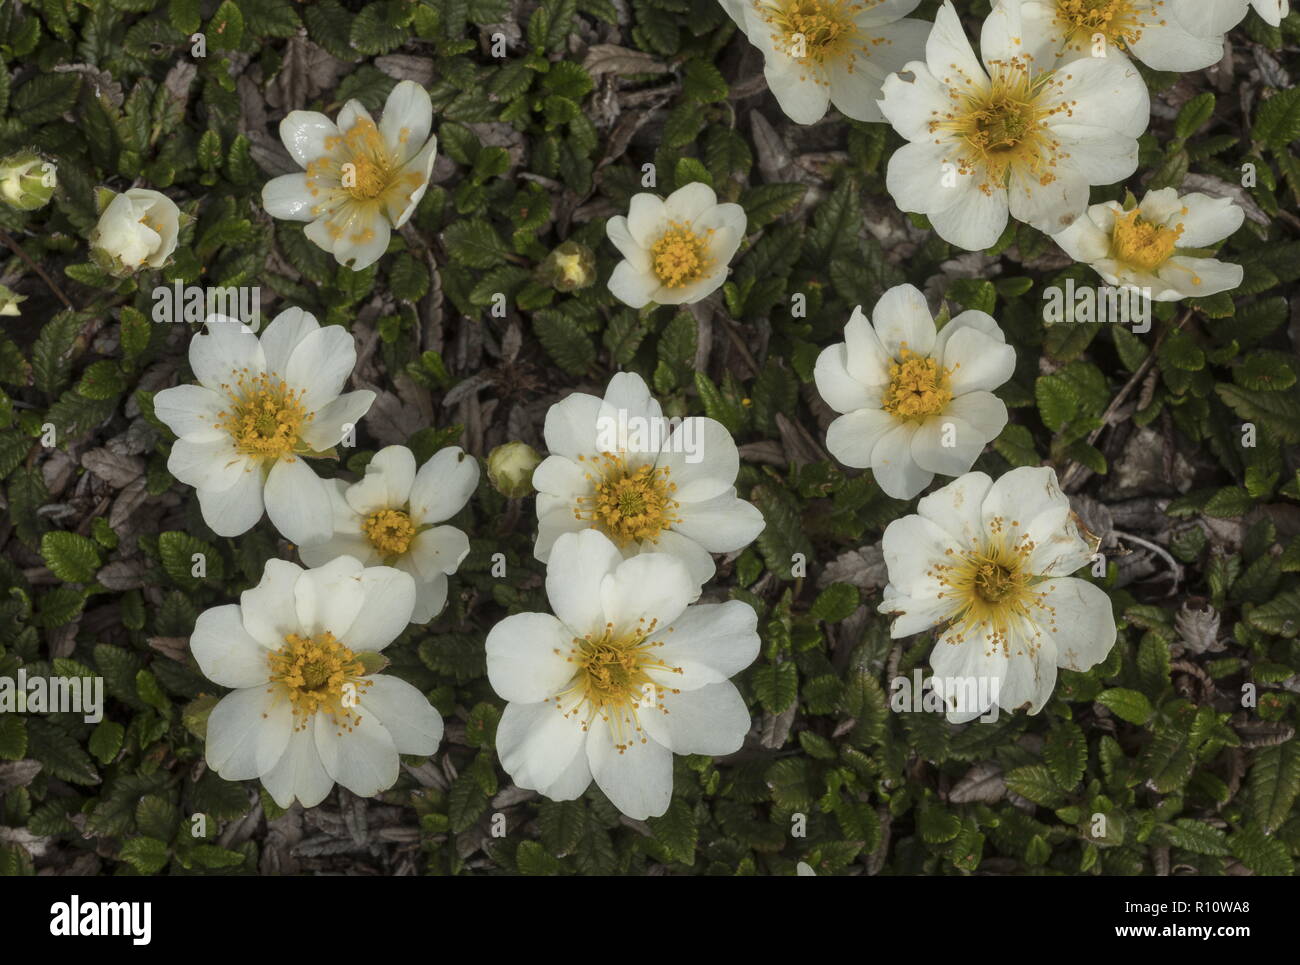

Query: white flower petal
[642,682,750,755]
[380,80,433,165]
[262,718,333,808]
[826,408,898,468]
[673,489,764,553]
[1043,578,1117,672]
[240,558,306,649]
[264,456,333,546]
[313,704,399,798]
[546,529,624,633]
[361,674,442,755]
[262,173,316,221]
[278,111,341,166]
[870,421,932,499]
[600,553,695,637]
[496,699,589,798]
[152,384,227,442]
[206,686,291,781]
[586,726,673,819]
[871,283,935,358]
[338,566,416,651]
[408,446,479,525]
[258,307,320,377]
[191,604,270,688]
[195,467,265,538]
[486,612,577,703]
[653,600,760,690]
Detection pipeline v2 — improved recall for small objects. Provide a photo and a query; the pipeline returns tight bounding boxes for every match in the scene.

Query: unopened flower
[605,183,746,308]
[815,284,1014,500]
[0,150,55,211]
[89,188,180,275]
[152,308,375,544]
[486,529,759,819]
[878,0,1149,251]
[299,445,478,624]
[0,285,24,316]
[537,240,595,292]
[1052,188,1244,301]
[879,467,1116,722]
[1010,0,1229,71]
[487,441,541,498]
[262,80,437,270]
[718,0,930,124]
[533,371,764,586]
[191,557,442,808]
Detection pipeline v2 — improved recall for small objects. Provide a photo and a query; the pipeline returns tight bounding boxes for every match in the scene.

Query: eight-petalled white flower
[299,445,479,624]
[815,284,1014,501]
[718,0,930,124]
[605,183,747,308]
[191,557,443,808]
[533,371,765,587]
[878,0,1150,251]
[1051,188,1244,301]
[153,308,374,544]
[486,529,759,819]
[879,466,1116,723]
[262,80,437,270]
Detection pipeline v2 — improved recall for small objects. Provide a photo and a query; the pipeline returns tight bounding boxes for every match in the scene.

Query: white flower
[878,0,1150,251]
[879,466,1116,723]
[1010,0,1229,72]
[605,183,746,308]
[718,0,930,124]
[262,80,437,270]
[1052,188,1244,301]
[299,445,479,624]
[486,529,759,819]
[533,371,765,587]
[152,308,375,544]
[815,283,1014,500]
[89,188,180,275]
[191,557,442,808]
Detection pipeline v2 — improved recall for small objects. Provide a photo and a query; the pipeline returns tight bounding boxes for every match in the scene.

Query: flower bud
[89,187,181,276]
[487,441,541,499]
[536,240,595,292]
[0,151,56,211]
[0,285,25,316]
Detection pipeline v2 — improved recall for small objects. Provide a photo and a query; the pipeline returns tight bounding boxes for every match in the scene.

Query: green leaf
[810,583,859,623]
[40,531,102,583]
[1175,92,1215,140]
[753,661,798,713]
[739,183,804,230]
[120,837,170,874]
[647,797,697,864]
[1248,742,1300,833]
[1005,765,1067,807]
[1095,688,1153,725]
[1252,87,1300,150]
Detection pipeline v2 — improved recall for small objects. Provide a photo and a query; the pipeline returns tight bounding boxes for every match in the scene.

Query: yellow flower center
[767,0,863,64]
[574,454,682,547]
[364,508,416,557]
[1110,207,1184,272]
[881,348,952,419]
[549,621,684,751]
[215,371,313,461]
[936,61,1068,194]
[1055,0,1145,50]
[339,118,395,201]
[931,521,1054,655]
[650,222,713,288]
[267,631,371,732]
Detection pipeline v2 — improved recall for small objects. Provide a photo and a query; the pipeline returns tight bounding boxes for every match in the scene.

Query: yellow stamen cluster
[881,347,953,419]
[931,519,1055,658]
[550,620,683,751]
[215,370,312,461]
[303,117,425,241]
[364,508,416,557]
[934,59,1073,195]
[765,0,864,65]
[650,222,713,288]
[573,454,682,546]
[1055,0,1147,52]
[267,631,371,733]
[1110,207,1184,272]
